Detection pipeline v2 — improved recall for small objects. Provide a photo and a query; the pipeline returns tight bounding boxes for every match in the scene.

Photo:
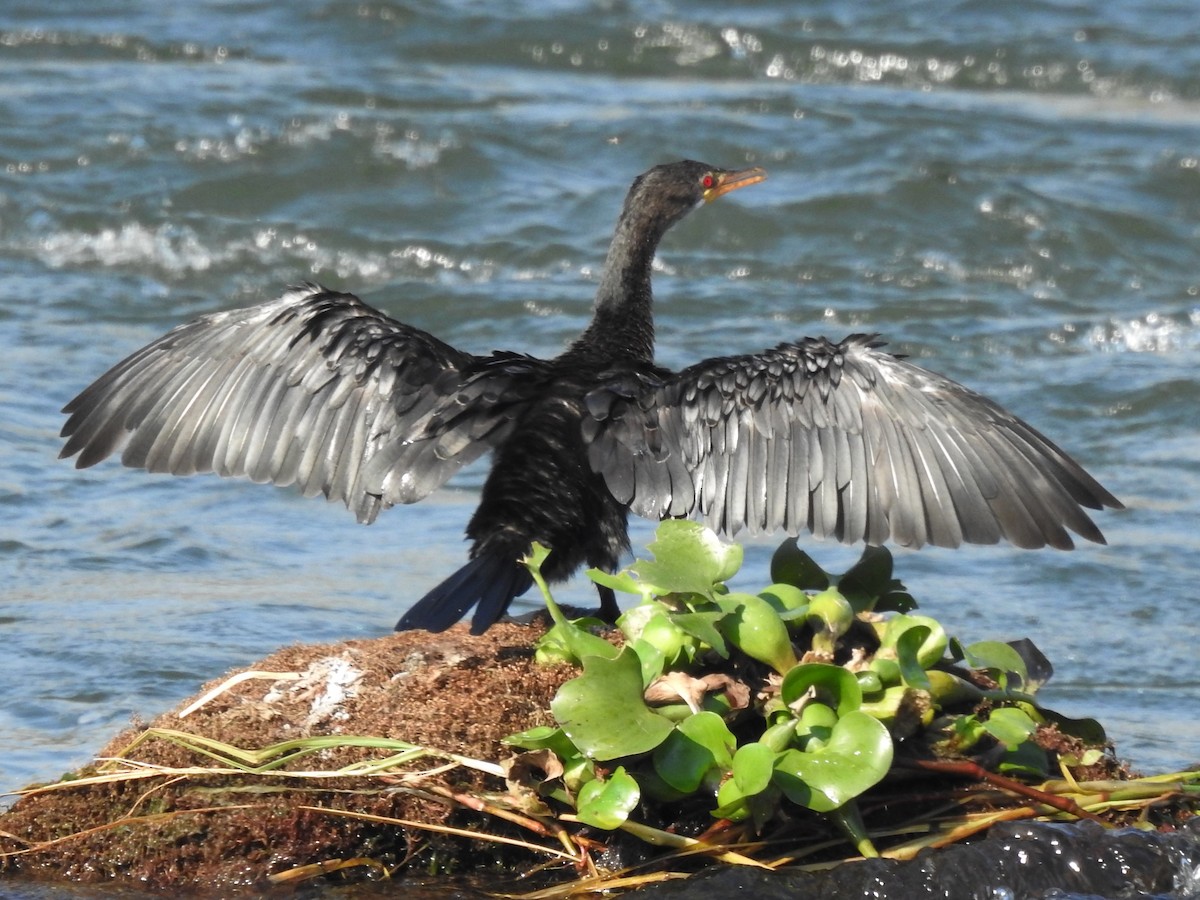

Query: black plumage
[60,160,1122,634]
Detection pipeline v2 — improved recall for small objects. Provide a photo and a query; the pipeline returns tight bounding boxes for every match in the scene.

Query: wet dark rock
[629,820,1200,900]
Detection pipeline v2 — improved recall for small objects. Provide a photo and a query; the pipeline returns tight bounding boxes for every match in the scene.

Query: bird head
[624,160,767,232]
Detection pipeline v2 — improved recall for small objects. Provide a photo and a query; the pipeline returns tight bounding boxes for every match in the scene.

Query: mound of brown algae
[0,620,577,893]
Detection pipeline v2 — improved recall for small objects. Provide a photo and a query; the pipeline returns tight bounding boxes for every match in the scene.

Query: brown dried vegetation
[0,622,572,892]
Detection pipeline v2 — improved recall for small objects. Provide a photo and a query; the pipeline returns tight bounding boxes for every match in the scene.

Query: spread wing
[61,283,546,524]
[583,334,1122,549]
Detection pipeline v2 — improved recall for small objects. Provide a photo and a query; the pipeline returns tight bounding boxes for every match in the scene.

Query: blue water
[1,3,1198,891]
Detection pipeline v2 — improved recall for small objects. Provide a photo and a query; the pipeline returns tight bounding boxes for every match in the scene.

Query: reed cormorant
[60,160,1121,634]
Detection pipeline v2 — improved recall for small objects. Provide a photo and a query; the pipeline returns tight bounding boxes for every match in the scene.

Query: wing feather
[584,334,1121,550]
[61,284,546,524]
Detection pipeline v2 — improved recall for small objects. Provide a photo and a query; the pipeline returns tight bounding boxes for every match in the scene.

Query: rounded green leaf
[781,663,863,715]
[799,701,839,731]
[652,711,735,793]
[856,670,884,695]
[758,583,810,614]
[716,592,798,674]
[997,740,1050,777]
[713,778,755,822]
[714,741,779,822]
[772,711,894,813]
[759,719,798,753]
[807,588,855,640]
[551,647,675,760]
[575,766,640,829]
[882,614,948,669]
[956,640,1029,690]
[982,706,1039,749]
[1038,707,1107,746]
[619,603,723,667]
[624,606,686,667]
[731,741,777,796]
[795,701,839,750]
[858,684,933,738]
[869,656,902,687]
[670,610,729,659]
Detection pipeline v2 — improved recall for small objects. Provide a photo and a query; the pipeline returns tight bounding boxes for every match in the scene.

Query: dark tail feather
[395,552,533,635]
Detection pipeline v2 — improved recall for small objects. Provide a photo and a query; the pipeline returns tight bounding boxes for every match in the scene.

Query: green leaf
[772,711,894,813]
[1007,638,1054,693]
[632,520,742,596]
[713,742,780,824]
[503,725,568,752]
[575,766,640,829]
[551,647,675,761]
[947,713,988,754]
[621,605,688,670]
[836,546,915,615]
[795,702,839,750]
[876,590,918,614]
[882,615,948,669]
[630,638,667,688]
[620,604,725,669]
[671,610,730,659]
[588,567,649,598]
[638,769,689,803]
[715,593,798,674]
[713,780,751,822]
[652,711,736,794]
[960,643,1027,681]
[837,546,894,612]
[534,618,619,667]
[892,625,933,692]
[526,543,620,666]
[781,663,863,715]
[770,538,830,589]
[858,684,930,738]
[868,656,902,687]
[759,718,799,753]
[731,741,777,796]
[872,615,947,691]
[956,640,1029,691]
[925,669,984,708]
[997,740,1050,777]
[1038,706,1108,745]
[982,706,1039,750]
[855,670,884,696]
[758,583,810,613]
[806,587,855,648]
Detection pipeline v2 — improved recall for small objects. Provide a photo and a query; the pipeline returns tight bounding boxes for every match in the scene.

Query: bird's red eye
[702,173,716,189]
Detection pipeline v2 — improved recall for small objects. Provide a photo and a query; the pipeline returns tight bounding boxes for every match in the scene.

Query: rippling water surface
[2,1,1199,892]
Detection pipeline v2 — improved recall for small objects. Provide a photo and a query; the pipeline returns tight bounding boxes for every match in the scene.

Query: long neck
[565,197,672,366]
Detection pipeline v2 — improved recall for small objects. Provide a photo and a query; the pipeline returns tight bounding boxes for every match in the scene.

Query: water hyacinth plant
[6,521,1193,890]
[506,520,1106,857]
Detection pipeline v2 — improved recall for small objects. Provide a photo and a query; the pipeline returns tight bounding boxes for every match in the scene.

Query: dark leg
[596,583,620,624]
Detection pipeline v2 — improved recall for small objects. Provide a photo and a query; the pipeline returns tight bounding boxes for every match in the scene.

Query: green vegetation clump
[507,520,1113,857]
[4,522,1193,890]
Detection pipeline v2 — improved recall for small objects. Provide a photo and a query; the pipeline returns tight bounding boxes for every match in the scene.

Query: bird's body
[60,161,1122,634]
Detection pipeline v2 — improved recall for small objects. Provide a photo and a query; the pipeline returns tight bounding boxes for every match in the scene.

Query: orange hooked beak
[703,166,768,202]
